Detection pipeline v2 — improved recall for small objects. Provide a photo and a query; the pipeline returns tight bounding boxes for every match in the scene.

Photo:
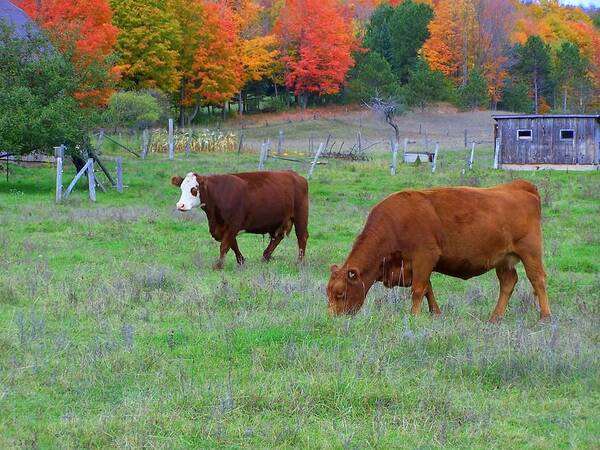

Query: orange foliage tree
[275,0,358,108]
[14,0,118,106]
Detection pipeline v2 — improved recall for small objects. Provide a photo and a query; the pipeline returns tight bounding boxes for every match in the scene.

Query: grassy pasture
[0,148,599,448]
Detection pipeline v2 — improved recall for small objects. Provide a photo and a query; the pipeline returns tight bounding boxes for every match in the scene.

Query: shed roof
[493,114,600,121]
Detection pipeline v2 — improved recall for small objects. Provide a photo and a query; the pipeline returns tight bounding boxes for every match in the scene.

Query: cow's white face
[172,172,203,211]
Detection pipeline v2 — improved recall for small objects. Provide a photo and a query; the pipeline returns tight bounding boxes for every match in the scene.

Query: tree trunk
[238,91,243,116]
[533,75,539,114]
[179,80,186,127]
[563,85,567,113]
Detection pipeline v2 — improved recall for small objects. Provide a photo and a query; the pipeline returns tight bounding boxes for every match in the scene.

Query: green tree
[552,41,589,112]
[388,0,433,82]
[0,21,93,155]
[103,91,161,128]
[110,0,182,93]
[512,36,551,114]
[458,69,489,110]
[346,51,400,103]
[364,1,433,83]
[402,59,453,111]
[499,79,531,113]
[363,5,394,67]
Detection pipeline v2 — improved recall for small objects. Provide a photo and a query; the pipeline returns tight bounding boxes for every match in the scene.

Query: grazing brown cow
[171,170,309,269]
[327,180,551,322]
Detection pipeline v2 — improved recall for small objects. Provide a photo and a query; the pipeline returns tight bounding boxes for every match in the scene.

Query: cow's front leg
[409,259,435,315]
[213,232,235,270]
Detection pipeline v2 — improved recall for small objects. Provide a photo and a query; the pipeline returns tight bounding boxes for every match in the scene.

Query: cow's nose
[177,203,186,211]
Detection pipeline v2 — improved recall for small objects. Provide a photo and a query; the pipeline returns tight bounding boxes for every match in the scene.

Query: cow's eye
[190,187,198,197]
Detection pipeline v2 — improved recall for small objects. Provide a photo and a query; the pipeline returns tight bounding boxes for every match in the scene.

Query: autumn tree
[187,2,242,114]
[512,35,551,114]
[14,0,118,105]
[275,0,357,108]
[110,0,182,94]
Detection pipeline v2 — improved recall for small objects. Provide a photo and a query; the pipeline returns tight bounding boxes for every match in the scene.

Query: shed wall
[499,117,597,165]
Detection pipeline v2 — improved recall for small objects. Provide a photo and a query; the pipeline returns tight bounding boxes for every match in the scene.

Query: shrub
[103,91,161,129]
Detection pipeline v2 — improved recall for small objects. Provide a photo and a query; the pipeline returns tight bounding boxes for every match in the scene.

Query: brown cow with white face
[172,170,309,269]
[327,180,551,322]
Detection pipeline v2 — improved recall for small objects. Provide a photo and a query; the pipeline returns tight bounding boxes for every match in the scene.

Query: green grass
[1,149,599,448]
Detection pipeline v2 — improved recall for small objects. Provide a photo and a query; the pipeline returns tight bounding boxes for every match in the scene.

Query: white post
[391,140,398,176]
[141,128,149,159]
[468,142,475,170]
[87,158,96,201]
[55,156,63,203]
[431,143,439,173]
[116,157,123,193]
[168,118,174,160]
[277,129,283,155]
[493,137,500,169]
[307,143,324,179]
[258,141,267,169]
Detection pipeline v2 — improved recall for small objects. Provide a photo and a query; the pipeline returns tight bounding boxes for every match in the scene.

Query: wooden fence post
[277,129,283,155]
[307,143,324,179]
[141,128,149,159]
[168,118,174,160]
[258,140,267,169]
[96,130,104,154]
[468,142,475,170]
[464,129,468,148]
[403,138,408,160]
[357,130,362,153]
[54,144,65,160]
[390,140,398,176]
[64,159,92,199]
[87,158,96,201]
[185,130,193,158]
[431,143,439,173]
[493,138,500,169]
[55,155,63,203]
[116,157,123,193]
[237,133,244,154]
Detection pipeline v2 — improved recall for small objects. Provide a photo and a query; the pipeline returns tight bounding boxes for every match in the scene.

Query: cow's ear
[347,267,360,282]
[194,174,207,188]
[330,264,339,274]
[171,176,183,187]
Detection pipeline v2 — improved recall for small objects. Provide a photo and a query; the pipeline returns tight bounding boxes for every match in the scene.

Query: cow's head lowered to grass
[171,173,206,211]
[326,264,367,315]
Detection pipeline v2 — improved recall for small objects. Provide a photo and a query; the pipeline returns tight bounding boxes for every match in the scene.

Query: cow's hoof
[430,309,442,317]
[539,314,552,323]
[262,256,271,263]
[212,261,224,270]
[488,314,503,323]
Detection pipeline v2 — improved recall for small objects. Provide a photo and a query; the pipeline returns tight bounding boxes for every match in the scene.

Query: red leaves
[275,0,358,97]
[14,0,118,105]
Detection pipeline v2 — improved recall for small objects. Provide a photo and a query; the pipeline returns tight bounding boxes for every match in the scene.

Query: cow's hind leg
[262,233,284,262]
[516,244,551,321]
[231,238,245,266]
[425,281,441,315]
[294,198,309,261]
[489,260,518,323]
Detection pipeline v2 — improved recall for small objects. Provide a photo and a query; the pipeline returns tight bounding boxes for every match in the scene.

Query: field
[223,105,497,153]
[1,146,599,448]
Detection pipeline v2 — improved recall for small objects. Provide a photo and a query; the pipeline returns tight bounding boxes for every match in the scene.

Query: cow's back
[375,180,542,279]
[232,171,307,233]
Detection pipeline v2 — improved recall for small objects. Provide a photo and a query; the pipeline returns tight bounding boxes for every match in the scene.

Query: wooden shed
[493,114,600,170]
